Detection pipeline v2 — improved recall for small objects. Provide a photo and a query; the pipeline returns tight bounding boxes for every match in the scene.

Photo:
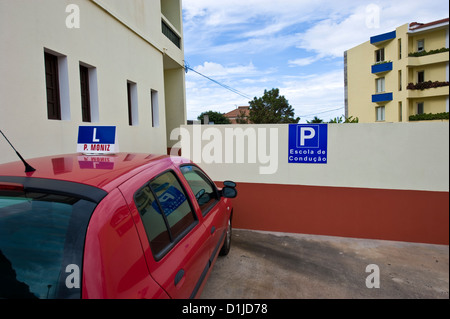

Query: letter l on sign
[93,128,100,142]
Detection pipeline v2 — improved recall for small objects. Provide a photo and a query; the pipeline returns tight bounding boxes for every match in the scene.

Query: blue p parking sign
[288,124,328,164]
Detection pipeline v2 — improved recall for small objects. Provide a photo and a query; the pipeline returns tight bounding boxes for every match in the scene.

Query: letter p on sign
[299,127,316,146]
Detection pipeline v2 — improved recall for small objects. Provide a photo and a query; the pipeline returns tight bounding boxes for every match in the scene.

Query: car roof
[0,153,192,193]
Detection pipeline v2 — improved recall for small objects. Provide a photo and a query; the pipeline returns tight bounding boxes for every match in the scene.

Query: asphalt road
[200,229,449,299]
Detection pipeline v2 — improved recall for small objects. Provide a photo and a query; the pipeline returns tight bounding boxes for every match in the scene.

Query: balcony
[162,19,181,49]
[407,83,449,99]
[407,51,449,67]
[372,61,393,74]
[372,92,393,103]
[370,30,396,45]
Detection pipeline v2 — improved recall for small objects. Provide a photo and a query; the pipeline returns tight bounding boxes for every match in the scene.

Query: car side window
[134,170,197,259]
[180,165,219,216]
[134,185,171,256]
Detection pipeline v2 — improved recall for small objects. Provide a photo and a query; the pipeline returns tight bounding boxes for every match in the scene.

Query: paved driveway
[201,229,449,299]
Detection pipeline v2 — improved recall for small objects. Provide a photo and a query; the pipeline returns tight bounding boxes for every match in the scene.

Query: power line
[184,62,344,118]
[299,107,345,118]
[184,63,253,100]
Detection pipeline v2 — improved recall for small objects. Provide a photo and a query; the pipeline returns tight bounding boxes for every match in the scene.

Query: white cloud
[194,61,257,78]
[280,70,345,121]
[288,56,320,67]
[183,0,449,122]
[296,10,369,58]
[185,78,251,120]
[295,2,450,59]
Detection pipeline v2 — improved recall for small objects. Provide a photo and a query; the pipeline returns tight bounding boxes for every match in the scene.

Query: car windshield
[0,188,97,299]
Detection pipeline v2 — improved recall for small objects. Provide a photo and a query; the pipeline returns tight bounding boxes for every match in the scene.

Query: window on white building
[127,81,139,126]
[151,89,159,128]
[79,63,99,123]
[44,49,70,121]
[44,52,61,120]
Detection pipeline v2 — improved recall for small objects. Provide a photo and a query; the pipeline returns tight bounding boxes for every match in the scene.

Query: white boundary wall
[174,122,449,192]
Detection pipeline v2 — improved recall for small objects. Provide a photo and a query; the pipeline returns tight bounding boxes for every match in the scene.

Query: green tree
[328,115,359,123]
[197,110,231,124]
[249,88,300,124]
[307,116,324,123]
[236,109,249,124]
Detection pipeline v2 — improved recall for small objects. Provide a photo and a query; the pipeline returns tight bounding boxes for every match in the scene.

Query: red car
[0,153,236,299]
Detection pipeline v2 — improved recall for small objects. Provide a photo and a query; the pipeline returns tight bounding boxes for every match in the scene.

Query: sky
[181,0,449,123]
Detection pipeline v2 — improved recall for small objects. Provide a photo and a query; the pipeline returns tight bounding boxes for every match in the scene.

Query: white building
[0,0,186,164]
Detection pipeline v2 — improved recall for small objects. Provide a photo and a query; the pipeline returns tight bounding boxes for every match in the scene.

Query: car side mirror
[222,187,237,198]
[221,181,237,198]
[223,180,236,188]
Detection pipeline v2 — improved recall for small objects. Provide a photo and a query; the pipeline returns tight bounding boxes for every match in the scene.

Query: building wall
[408,28,447,52]
[175,123,449,244]
[0,0,186,164]
[346,21,449,123]
[165,67,187,148]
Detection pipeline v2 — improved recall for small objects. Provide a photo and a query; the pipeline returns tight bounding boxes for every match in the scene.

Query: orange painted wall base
[220,182,449,245]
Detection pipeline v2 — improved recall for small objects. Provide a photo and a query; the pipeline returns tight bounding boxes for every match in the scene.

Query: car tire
[219,217,232,256]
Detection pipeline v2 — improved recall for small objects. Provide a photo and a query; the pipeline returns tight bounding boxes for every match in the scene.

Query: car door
[119,168,210,299]
[178,164,228,263]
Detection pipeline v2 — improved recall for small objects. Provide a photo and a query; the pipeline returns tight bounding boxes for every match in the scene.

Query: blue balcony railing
[372,92,393,103]
[372,62,393,74]
[370,30,396,44]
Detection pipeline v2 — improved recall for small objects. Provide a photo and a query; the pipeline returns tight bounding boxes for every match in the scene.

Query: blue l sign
[77,126,118,154]
[288,124,328,164]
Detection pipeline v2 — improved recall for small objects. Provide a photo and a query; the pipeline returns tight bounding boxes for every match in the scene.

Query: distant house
[224,106,251,124]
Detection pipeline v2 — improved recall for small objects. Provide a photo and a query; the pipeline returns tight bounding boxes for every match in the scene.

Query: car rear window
[0,188,98,299]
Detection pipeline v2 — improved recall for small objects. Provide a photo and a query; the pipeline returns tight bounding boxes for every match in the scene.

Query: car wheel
[219,218,232,256]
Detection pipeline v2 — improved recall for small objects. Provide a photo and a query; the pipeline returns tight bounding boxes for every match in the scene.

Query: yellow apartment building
[345,18,449,123]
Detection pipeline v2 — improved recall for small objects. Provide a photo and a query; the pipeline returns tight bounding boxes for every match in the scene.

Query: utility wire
[184,63,253,100]
[184,62,344,119]
[299,107,345,118]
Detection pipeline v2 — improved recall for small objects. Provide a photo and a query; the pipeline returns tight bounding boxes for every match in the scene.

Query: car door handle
[211,226,216,235]
[175,269,185,286]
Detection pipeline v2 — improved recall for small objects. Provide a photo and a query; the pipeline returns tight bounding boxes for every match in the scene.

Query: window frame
[127,81,139,126]
[180,164,220,217]
[417,39,425,52]
[44,52,62,120]
[133,169,198,261]
[375,48,385,63]
[79,64,91,123]
[418,71,425,83]
[376,106,385,122]
[376,77,385,93]
[417,102,424,115]
[151,89,159,128]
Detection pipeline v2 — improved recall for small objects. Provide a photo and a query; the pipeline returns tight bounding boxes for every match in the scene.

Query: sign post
[288,124,328,164]
[77,126,118,155]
